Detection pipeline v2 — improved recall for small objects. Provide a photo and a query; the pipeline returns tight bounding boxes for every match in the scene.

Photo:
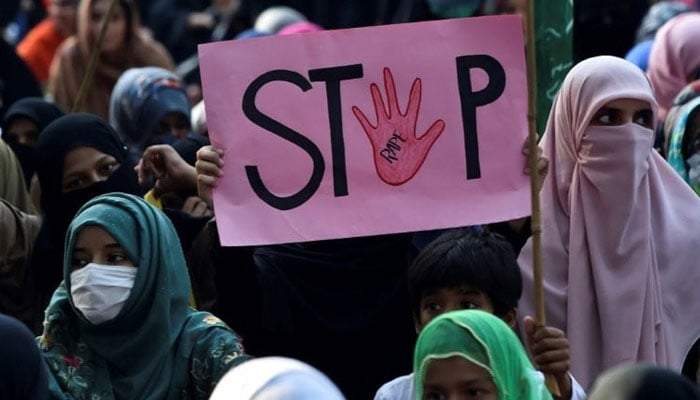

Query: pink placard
[199,15,530,246]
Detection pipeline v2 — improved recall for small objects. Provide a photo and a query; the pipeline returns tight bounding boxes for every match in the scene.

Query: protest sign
[199,15,530,246]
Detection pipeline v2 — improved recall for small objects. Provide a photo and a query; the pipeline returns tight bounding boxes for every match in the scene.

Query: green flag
[534,0,573,133]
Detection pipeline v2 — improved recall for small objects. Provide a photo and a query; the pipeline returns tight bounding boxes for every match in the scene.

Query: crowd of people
[3,0,700,399]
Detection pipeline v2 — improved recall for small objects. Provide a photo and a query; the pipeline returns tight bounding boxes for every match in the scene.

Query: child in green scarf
[414,309,551,400]
[375,230,585,400]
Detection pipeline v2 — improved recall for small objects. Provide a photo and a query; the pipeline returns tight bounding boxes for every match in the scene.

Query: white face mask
[687,153,700,187]
[70,263,137,324]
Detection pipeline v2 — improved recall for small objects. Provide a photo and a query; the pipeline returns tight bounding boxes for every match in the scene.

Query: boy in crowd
[374,229,586,400]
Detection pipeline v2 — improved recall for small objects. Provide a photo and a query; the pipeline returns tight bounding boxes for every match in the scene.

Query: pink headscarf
[518,56,700,388]
[277,21,323,35]
[647,12,700,121]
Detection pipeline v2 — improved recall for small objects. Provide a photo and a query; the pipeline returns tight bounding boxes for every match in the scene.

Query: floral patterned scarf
[38,193,250,399]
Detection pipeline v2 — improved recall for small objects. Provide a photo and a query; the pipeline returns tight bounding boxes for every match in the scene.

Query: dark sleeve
[185,219,260,338]
[486,217,532,254]
[162,208,211,253]
[185,220,218,312]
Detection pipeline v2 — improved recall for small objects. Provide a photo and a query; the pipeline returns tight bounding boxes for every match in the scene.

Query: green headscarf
[39,193,250,399]
[413,310,553,400]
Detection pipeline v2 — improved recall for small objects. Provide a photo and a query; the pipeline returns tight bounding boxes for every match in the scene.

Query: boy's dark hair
[407,229,522,319]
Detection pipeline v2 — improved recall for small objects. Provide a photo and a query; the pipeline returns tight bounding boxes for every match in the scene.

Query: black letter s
[243,70,325,210]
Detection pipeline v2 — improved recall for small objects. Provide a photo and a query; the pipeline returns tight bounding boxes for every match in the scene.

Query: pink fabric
[647,12,700,120]
[518,56,700,388]
[277,21,323,35]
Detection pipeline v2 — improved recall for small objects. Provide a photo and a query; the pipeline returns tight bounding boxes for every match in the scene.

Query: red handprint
[352,67,445,186]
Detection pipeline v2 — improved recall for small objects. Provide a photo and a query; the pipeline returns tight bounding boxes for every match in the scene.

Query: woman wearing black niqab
[1,97,64,188]
[30,113,142,331]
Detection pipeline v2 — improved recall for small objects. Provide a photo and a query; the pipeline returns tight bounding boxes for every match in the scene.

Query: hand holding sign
[352,68,446,185]
[523,316,572,400]
[195,145,225,211]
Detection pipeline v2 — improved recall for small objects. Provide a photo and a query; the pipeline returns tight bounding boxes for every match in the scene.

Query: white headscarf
[210,356,346,399]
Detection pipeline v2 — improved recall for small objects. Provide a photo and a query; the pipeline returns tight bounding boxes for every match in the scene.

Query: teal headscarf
[414,310,552,400]
[666,96,700,196]
[39,193,250,399]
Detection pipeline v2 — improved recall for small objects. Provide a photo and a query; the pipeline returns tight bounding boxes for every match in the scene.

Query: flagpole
[525,0,560,396]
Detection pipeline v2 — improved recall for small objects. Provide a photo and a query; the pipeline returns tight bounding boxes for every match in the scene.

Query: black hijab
[0,313,48,400]
[2,98,64,188]
[242,234,417,399]
[171,135,210,166]
[32,113,142,310]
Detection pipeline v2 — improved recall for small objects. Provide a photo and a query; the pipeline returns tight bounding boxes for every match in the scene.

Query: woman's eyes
[426,391,445,400]
[591,108,654,128]
[107,253,129,264]
[64,178,84,191]
[424,302,441,313]
[592,109,622,125]
[62,160,119,192]
[71,253,130,269]
[466,388,490,399]
[594,111,614,125]
[633,110,654,128]
[71,258,88,270]
[99,162,118,176]
[423,301,480,313]
[91,12,121,24]
[462,301,480,310]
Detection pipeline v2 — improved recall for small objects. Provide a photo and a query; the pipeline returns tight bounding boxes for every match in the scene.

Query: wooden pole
[525,0,560,396]
[72,0,120,112]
